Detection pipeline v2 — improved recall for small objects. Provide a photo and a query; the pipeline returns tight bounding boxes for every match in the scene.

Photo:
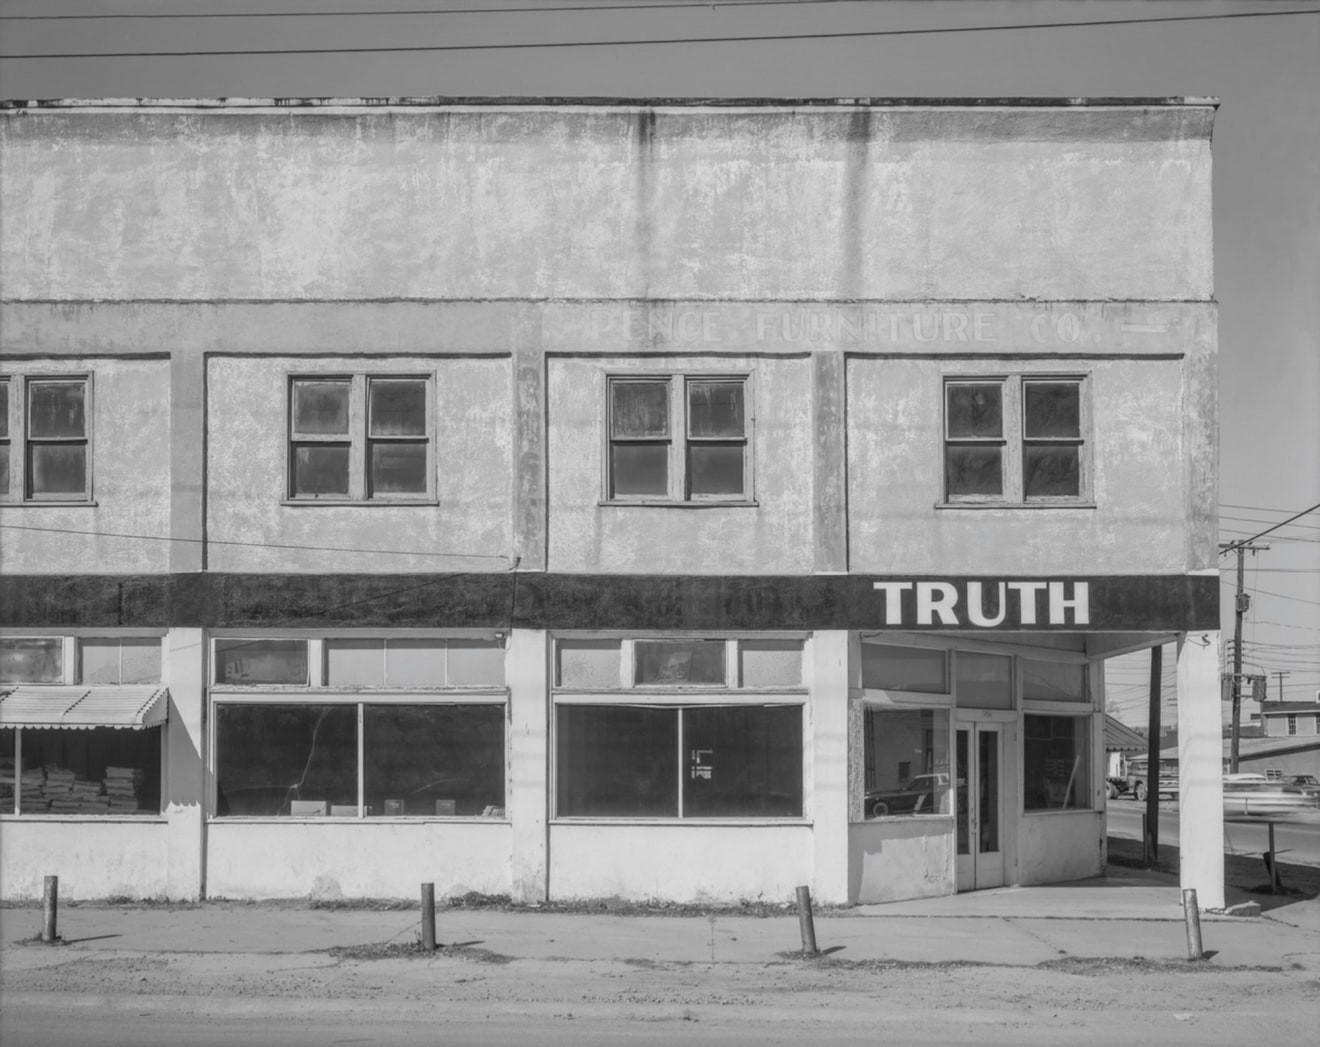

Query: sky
[1,0,1317,725]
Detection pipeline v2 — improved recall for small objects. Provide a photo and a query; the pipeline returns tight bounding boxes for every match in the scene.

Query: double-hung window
[943,375,1088,504]
[607,375,751,502]
[0,376,92,503]
[288,374,433,502]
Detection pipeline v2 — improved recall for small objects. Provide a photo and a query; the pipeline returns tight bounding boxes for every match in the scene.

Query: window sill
[208,815,509,824]
[860,813,956,824]
[0,814,165,822]
[281,499,439,508]
[600,499,759,509]
[550,817,810,826]
[935,501,1096,511]
[0,499,99,508]
[1023,807,1097,816]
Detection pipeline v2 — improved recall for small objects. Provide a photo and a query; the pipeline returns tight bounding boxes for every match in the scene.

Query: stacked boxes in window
[104,766,144,812]
[20,768,49,810]
[43,764,110,813]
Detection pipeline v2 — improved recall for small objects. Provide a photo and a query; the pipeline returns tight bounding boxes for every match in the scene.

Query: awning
[0,686,169,730]
[1104,714,1150,753]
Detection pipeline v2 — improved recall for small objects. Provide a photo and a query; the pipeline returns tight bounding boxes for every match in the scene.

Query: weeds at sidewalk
[326,941,512,964]
[776,953,1282,975]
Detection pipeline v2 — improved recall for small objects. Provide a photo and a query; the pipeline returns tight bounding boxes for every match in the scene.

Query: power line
[0,521,513,563]
[0,0,855,20]
[4,6,1320,59]
[1220,501,1320,555]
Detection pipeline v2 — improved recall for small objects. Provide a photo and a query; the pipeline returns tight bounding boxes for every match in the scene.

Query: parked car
[1222,778,1320,818]
[866,773,950,817]
[1105,777,1129,800]
[1282,774,1320,797]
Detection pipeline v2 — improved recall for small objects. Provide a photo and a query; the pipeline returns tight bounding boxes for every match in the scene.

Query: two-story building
[0,97,1223,907]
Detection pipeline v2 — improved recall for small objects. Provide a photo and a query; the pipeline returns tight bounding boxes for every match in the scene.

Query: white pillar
[810,630,851,904]
[507,629,548,903]
[165,627,205,900]
[1176,631,1224,910]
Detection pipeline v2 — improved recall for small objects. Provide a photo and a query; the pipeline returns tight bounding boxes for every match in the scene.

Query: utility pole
[1220,541,1269,773]
[1271,670,1290,702]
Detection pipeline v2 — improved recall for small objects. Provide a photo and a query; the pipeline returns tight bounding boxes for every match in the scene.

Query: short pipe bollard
[421,882,437,951]
[1181,889,1204,961]
[795,885,819,957]
[42,875,59,944]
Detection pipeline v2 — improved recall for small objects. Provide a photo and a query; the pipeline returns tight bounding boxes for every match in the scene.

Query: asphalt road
[1106,797,1320,866]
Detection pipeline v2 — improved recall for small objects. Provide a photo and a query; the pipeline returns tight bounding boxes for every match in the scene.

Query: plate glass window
[0,379,10,498]
[863,708,951,818]
[1024,715,1090,810]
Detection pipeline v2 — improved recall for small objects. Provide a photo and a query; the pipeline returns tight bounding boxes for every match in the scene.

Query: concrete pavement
[4,865,1320,972]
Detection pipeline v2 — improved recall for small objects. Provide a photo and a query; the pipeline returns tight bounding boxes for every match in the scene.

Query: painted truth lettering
[871,581,1090,627]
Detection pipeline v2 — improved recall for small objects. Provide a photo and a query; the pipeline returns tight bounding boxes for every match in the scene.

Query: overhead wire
[3,5,1320,59]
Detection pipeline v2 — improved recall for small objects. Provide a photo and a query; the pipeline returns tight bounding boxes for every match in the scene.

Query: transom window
[288,374,433,502]
[0,375,92,502]
[944,376,1088,504]
[607,375,751,502]
[555,637,802,690]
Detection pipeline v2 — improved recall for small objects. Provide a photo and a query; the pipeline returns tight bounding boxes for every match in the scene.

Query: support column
[165,627,205,900]
[810,630,851,904]
[507,629,549,902]
[812,351,848,573]
[1176,630,1224,910]
[169,349,206,572]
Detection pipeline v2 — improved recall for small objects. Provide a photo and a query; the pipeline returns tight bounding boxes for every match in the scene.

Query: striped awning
[0,686,169,730]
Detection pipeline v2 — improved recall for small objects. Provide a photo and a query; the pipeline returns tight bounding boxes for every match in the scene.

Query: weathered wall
[1,104,1214,303]
[205,821,512,899]
[206,356,513,573]
[0,358,171,574]
[0,820,171,899]
[1017,811,1105,886]
[547,352,813,574]
[547,824,811,902]
[848,820,955,902]
[848,349,1194,575]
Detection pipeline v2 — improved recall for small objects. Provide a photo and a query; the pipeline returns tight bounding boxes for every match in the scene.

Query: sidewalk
[4,865,1320,971]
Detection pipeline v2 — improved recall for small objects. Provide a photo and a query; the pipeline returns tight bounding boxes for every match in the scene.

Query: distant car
[1223,779,1320,818]
[1282,774,1320,797]
[866,773,950,817]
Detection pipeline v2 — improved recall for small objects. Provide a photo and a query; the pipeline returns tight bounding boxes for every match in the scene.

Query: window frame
[208,632,508,820]
[941,373,1091,507]
[0,374,94,504]
[603,372,754,505]
[285,372,435,505]
[550,634,806,822]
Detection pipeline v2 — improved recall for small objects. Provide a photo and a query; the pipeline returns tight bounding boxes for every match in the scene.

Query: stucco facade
[0,98,1222,908]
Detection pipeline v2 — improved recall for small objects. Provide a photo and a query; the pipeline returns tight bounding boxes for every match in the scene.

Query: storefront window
[861,644,947,694]
[5,726,161,815]
[956,652,1012,709]
[0,637,63,683]
[556,640,622,689]
[739,640,802,688]
[863,708,951,818]
[1024,714,1090,810]
[634,640,726,685]
[364,704,504,817]
[80,638,161,684]
[556,704,802,818]
[214,639,309,685]
[215,704,357,815]
[1022,660,1087,701]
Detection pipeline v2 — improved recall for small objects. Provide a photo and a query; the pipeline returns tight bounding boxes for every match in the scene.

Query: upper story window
[607,375,751,503]
[288,374,433,502]
[0,376,92,503]
[943,376,1089,505]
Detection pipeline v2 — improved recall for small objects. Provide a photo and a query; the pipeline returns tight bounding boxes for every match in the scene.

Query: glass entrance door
[955,722,1005,891]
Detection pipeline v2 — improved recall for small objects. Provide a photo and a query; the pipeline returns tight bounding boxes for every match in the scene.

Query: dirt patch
[326,941,513,964]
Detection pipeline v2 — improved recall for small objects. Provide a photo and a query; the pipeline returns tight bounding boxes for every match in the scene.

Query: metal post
[41,875,58,944]
[795,885,819,957]
[1267,824,1281,893]
[420,882,436,951]
[1145,644,1161,865]
[1181,888,1203,960]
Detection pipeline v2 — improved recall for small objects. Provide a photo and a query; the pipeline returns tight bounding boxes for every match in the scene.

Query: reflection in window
[956,651,1012,709]
[635,640,725,686]
[556,704,802,818]
[1024,714,1090,810]
[4,726,161,815]
[214,640,309,685]
[861,644,947,694]
[863,708,951,818]
[0,637,64,683]
[214,704,357,816]
[1022,659,1087,701]
[364,705,504,817]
